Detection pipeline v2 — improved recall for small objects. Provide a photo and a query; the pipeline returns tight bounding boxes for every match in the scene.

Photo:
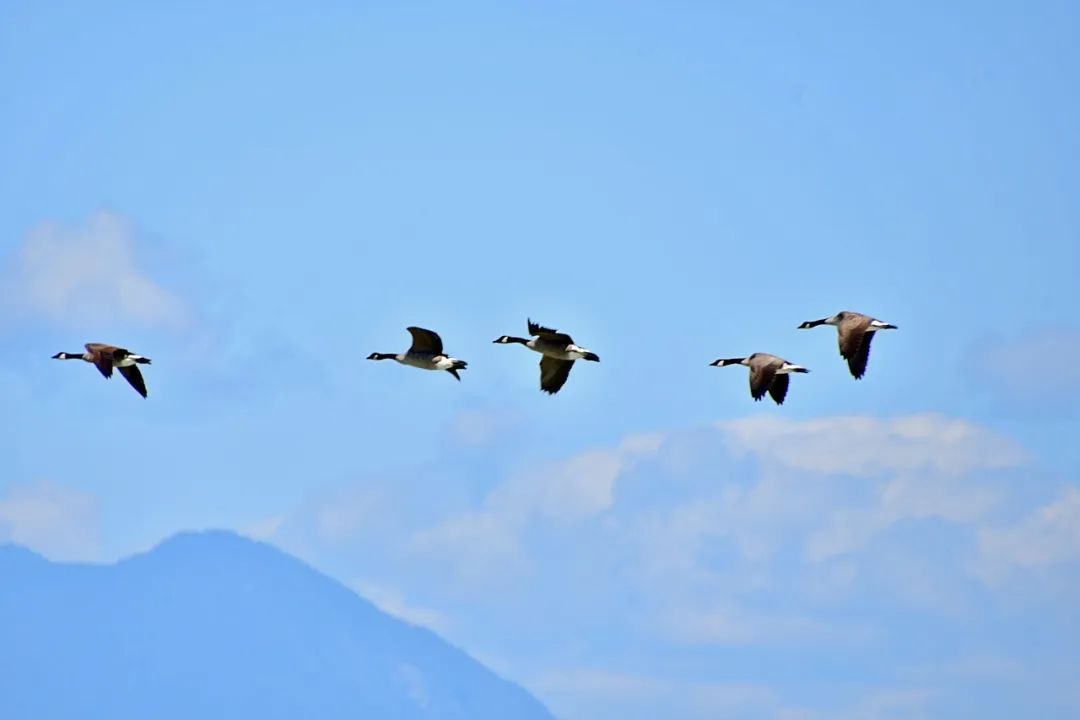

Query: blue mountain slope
[0,531,553,720]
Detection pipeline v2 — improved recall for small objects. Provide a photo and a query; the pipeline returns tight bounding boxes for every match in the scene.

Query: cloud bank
[253,413,1078,720]
[4,212,185,329]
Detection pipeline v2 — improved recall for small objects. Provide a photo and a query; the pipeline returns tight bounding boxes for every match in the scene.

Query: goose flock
[52,311,896,402]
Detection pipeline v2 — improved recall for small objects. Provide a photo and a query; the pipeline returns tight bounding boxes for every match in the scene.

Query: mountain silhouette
[0,530,553,720]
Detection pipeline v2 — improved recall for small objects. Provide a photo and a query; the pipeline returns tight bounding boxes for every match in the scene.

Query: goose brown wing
[84,343,115,378]
[539,356,574,394]
[837,315,871,360]
[406,327,444,355]
[117,364,148,398]
[767,373,790,405]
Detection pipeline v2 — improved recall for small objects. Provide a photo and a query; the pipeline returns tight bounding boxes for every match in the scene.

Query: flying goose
[798,311,897,379]
[367,327,468,380]
[493,319,599,394]
[710,353,808,405]
[52,343,152,397]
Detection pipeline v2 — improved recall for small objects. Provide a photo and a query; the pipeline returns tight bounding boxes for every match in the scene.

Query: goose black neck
[503,336,529,345]
[800,319,827,328]
[369,353,397,360]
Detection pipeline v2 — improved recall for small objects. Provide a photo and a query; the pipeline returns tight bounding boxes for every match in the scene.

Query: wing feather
[406,327,444,355]
[117,364,148,397]
[767,373,789,404]
[749,363,776,401]
[528,319,573,345]
[85,344,114,378]
[837,315,871,360]
[539,356,574,394]
[847,331,875,379]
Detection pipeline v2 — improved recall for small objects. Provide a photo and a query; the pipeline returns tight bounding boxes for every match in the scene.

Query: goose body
[368,327,467,380]
[710,352,808,405]
[798,311,897,379]
[494,319,599,394]
[52,343,152,397]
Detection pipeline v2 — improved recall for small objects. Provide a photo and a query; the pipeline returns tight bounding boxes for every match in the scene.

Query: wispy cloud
[409,509,525,586]
[3,212,185,328]
[711,414,1021,563]
[978,485,1080,578]
[805,473,1001,562]
[495,432,666,523]
[0,480,101,561]
[410,432,665,580]
[254,412,1075,719]
[718,414,1025,477]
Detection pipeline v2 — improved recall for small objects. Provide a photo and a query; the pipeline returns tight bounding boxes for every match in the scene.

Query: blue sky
[2,2,1079,718]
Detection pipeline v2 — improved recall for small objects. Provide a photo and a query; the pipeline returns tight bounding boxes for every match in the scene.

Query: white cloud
[494,432,665,522]
[5,212,185,327]
[0,480,101,561]
[409,509,526,586]
[411,432,665,578]
[806,475,1001,562]
[718,414,1025,477]
[707,414,1021,563]
[408,414,1033,619]
[979,485,1080,576]
[492,448,623,522]
[232,410,1077,719]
